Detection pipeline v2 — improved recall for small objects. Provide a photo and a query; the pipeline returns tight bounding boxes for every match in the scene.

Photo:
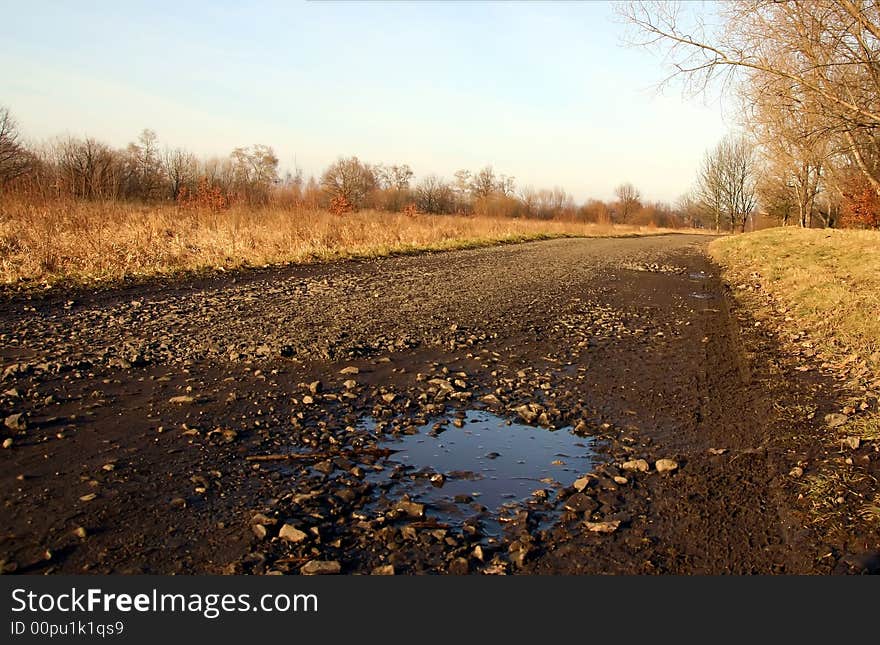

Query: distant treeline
[0,107,693,227]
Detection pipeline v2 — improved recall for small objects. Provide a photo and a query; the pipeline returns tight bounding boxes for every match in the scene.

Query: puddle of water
[689,271,710,281]
[689,292,716,300]
[365,410,595,536]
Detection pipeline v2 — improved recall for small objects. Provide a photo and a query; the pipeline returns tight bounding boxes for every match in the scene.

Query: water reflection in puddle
[364,410,595,535]
[688,272,715,300]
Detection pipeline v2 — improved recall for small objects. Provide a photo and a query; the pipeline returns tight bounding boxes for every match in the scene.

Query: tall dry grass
[0,198,690,287]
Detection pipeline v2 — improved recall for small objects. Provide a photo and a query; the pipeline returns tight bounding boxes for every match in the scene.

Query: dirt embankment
[1,235,876,574]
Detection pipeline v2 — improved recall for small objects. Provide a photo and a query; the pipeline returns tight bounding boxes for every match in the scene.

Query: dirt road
[0,235,871,574]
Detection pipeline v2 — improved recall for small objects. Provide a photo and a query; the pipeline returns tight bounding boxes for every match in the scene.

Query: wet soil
[1,235,877,574]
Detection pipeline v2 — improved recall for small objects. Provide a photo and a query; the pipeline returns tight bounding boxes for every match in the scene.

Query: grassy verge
[0,200,697,288]
[710,228,880,388]
[711,228,880,537]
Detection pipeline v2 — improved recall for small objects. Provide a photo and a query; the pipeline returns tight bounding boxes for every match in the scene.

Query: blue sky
[0,1,731,202]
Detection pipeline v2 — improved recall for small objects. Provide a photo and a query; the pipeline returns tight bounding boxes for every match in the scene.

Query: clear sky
[0,0,731,203]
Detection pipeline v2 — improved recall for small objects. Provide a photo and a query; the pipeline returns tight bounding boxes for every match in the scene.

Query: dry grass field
[0,198,694,287]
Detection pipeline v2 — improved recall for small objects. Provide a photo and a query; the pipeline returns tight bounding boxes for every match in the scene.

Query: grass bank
[0,200,695,288]
[710,227,880,443]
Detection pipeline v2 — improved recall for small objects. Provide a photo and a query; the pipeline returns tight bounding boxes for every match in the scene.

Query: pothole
[364,410,596,536]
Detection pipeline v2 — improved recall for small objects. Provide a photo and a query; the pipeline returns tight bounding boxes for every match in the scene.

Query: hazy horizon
[1,0,731,204]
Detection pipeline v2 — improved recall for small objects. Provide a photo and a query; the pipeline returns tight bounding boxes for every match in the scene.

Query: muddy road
[0,235,871,574]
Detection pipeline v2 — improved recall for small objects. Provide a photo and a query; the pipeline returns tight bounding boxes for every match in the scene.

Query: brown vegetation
[0,102,703,287]
[0,197,694,287]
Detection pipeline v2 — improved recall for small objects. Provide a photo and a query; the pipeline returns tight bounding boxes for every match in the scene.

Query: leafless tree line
[317,158,534,216]
[0,105,692,226]
[318,157,683,224]
[690,135,758,232]
[0,112,281,205]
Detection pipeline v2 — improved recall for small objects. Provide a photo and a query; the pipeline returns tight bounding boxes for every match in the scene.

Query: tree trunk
[845,129,880,199]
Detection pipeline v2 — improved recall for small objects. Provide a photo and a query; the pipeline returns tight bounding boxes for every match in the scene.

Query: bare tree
[121,129,165,200]
[614,182,642,222]
[695,135,757,232]
[697,147,726,232]
[745,69,828,227]
[200,156,233,192]
[320,156,377,209]
[229,144,279,203]
[0,107,32,185]
[376,164,414,191]
[622,0,880,198]
[453,169,473,213]
[723,135,758,231]
[814,182,843,228]
[519,186,538,217]
[755,165,797,227]
[163,147,198,200]
[496,174,516,197]
[470,166,497,199]
[415,175,453,214]
[675,192,709,228]
[56,137,120,199]
[534,187,572,219]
